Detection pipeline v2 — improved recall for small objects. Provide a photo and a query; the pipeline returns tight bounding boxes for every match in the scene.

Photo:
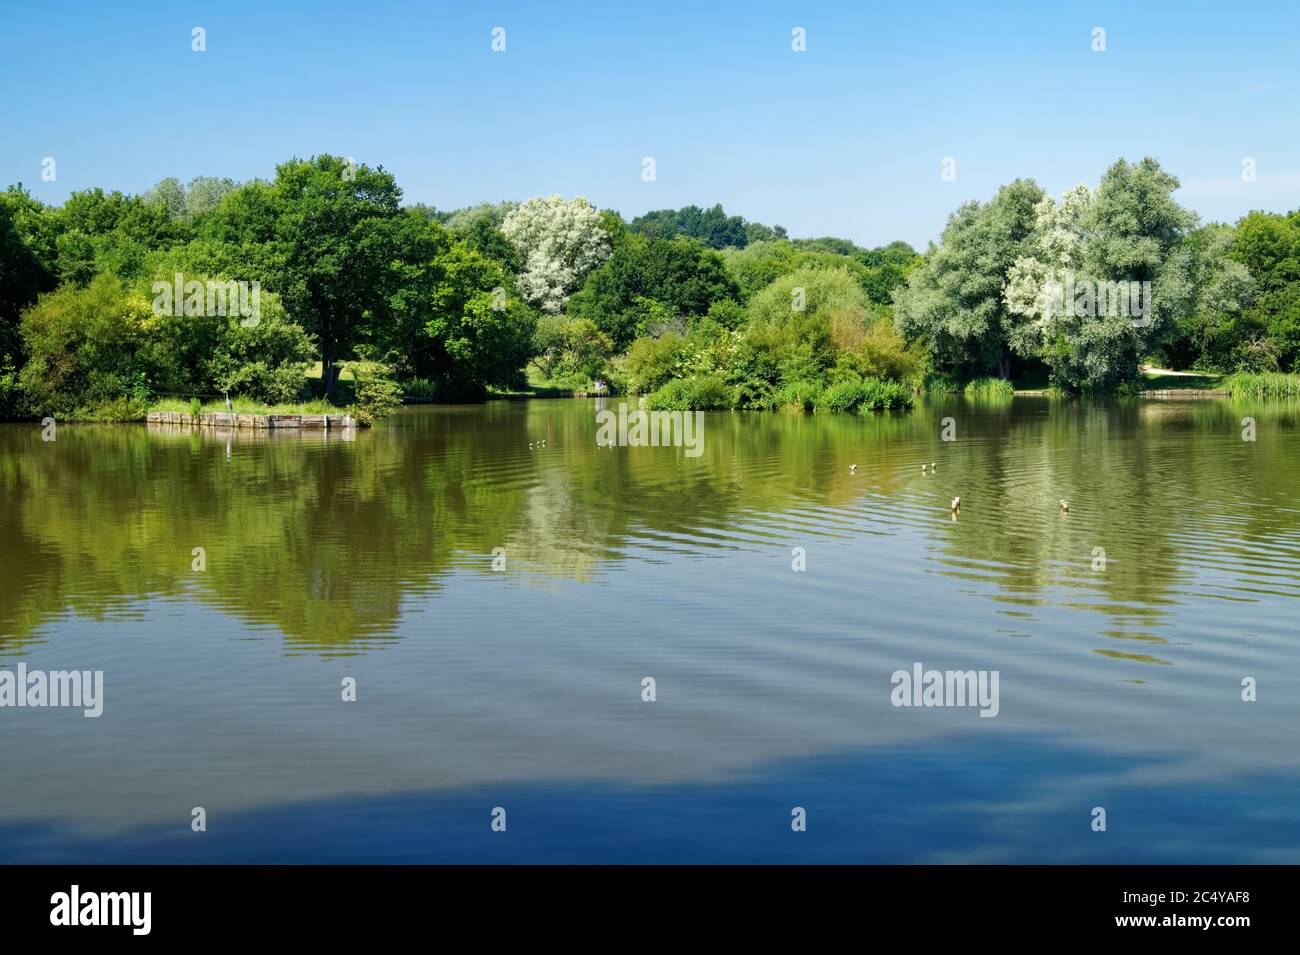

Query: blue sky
[2,0,1297,248]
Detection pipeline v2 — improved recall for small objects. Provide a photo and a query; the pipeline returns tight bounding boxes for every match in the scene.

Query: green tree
[426,244,536,393]
[744,221,788,244]
[630,203,751,249]
[893,179,1044,380]
[383,212,536,394]
[198,156,403,399]
[0,188,58,328]
[724,238,918,304]
[185,176,240,217]
[205,310,315,404]
[567,235,739,348]
[444,201,521,271]
[51,187,186,285]
[143,177,188,220]
[1156,224,1257,371]
[0,187,59,414]
[1230,210,1300,370]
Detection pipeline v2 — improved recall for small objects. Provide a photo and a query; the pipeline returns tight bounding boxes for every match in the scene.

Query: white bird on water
[951,496,961,511]
[849,464,857,474]
[1060,500,1069,512]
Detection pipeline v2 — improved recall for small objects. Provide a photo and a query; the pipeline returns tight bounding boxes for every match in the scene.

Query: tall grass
[1222,372,1300,397]
[150,397,335,415]
[962,376,1015,398]
[399,377,441,402]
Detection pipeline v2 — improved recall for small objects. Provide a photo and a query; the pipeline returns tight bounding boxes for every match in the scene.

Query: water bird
[1060,500,1069,512]
[224,392,232,412]
[951,496,961,511]
[850,464,857,474]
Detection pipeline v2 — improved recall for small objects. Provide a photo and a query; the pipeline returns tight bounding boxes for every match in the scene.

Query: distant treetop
[628,203,786,250]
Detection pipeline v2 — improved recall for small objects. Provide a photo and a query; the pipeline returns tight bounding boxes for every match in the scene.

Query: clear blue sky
[2,0,1297,248]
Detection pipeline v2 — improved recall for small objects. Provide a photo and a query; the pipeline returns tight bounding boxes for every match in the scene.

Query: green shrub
[815,378,865,413]
[688,373,735,410]
[1231,337,1280,373]
[346,360,404,424]
[814,376,912,413]
[217,361,307,405]
[74,396,152,421]
[18,275,154,417]
[646,378,692,410]
[624,333,688,394]
[774,378,822,411]
[732,377,777,410]
[207,313,314,405]
[647,374,734,410]
[705,298,746,331]
[859,376,914,410]
[532,315,612,384]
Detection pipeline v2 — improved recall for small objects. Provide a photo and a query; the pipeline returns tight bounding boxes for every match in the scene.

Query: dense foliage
[0,158,539,418]
[567,232,740,348]
[4,154,1299,421]
[893,156,1300,392]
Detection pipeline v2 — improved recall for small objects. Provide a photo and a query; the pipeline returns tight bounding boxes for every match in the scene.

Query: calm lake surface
[2,396,1299,863]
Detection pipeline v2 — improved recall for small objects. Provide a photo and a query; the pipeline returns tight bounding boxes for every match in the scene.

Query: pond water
[1,396,1298,862]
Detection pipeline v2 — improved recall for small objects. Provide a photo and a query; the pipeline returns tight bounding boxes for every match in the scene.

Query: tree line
[895,157,1300,393]
[2,154,1297,421]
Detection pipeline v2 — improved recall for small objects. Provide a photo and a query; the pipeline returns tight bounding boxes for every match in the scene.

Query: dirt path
[1140,365,1217,378]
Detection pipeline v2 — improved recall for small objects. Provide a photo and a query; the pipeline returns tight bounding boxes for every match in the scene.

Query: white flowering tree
[501,195,611,313]
[1003,184,1093,356]
[1004,160,1202,391]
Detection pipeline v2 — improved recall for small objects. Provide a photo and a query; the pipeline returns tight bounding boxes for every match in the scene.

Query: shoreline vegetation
[146,408,358,430]
[3,155,1300,426]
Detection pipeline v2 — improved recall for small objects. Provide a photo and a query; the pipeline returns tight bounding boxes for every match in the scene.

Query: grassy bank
[510,367,591,397]
[1132,369,1300,396]
[1140,369,1222,391]
[1220,372,1300,397]
[46,367,1300,426]
[150,397,336,416]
